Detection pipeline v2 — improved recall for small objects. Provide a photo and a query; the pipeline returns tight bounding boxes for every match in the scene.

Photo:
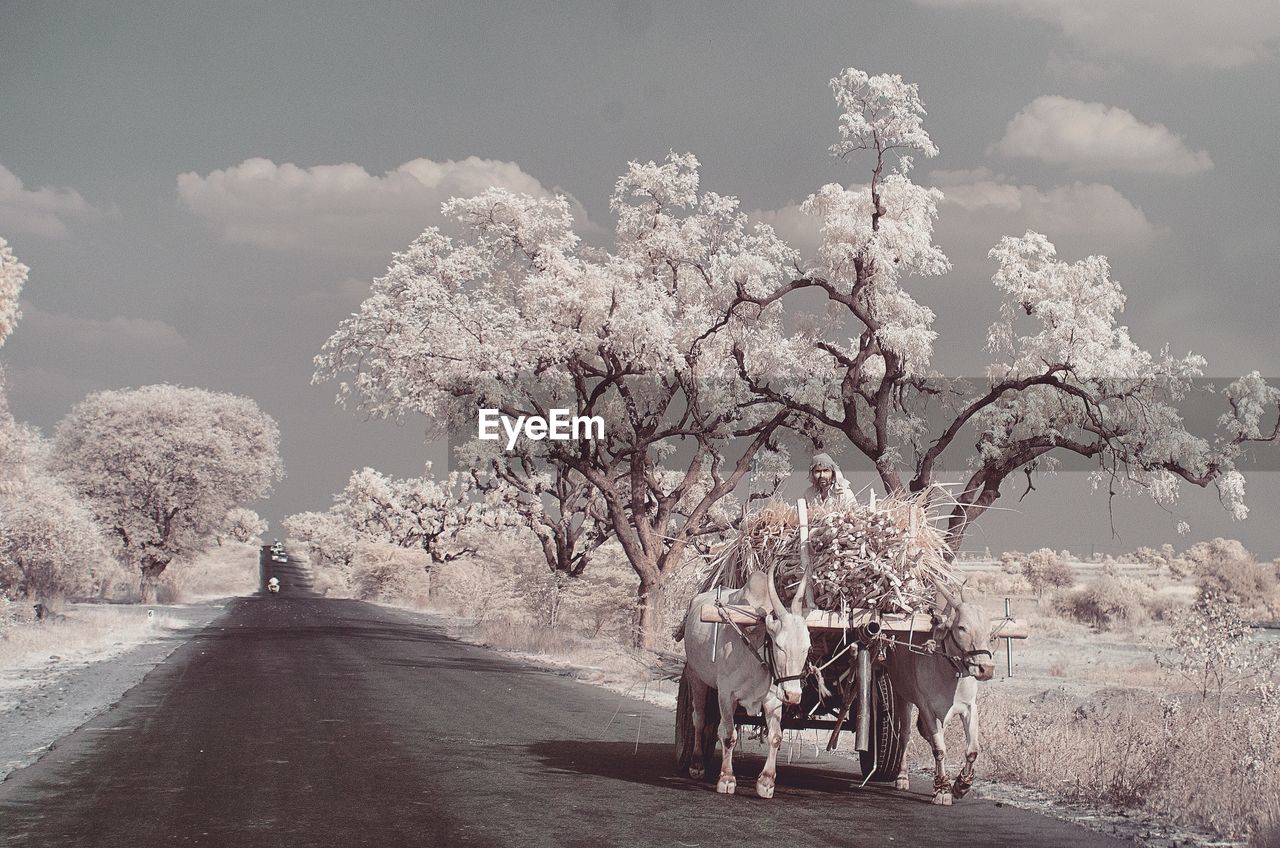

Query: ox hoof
[688,763,705,781]
[717,776,737,795]
[894,776,911,791]
[756,777,776,799]
[952,779,972,800]
[932,791,953,806]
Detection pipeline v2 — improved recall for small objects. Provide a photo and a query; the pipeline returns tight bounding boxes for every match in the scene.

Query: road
[0,595,1128,847]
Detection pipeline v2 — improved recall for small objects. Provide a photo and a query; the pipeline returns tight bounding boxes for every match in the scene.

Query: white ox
[680,568,811,798]
[884,585,994,805]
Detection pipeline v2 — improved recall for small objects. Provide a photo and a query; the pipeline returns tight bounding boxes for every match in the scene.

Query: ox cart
[675,497,1028,790]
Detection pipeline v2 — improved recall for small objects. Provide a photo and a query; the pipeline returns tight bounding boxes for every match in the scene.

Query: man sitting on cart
[805,453,855,508]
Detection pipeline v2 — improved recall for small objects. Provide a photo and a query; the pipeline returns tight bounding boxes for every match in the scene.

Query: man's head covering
[810,453,838,472]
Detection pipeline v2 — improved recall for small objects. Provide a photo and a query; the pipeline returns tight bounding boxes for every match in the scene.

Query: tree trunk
[633,576,665,650]
[139,560,168,604]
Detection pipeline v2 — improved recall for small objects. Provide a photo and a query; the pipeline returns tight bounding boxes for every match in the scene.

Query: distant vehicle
[267,577,280,594]
[272,551,287,563]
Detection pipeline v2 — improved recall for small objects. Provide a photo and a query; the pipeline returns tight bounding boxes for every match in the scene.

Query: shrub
[963,570,1032,597]
[1143,589,1192,622]
[1160,589,1265,700]
[1053,573,1153,629]
[349,542,432,603]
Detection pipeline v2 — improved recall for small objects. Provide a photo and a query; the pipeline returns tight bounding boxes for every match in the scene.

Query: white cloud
[911,0,1280,69]
[0,164,110,239]
[18,303,186,353]
[751,202,820,261]
[177,156,595,254]
[1044,51,1122,82]
[752,169,1162,276]
[992,96,1213,176]
[930,167,1166,254]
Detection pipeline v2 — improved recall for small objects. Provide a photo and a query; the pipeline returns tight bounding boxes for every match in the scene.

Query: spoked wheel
[675,670,719,779]
[859,669,906,783]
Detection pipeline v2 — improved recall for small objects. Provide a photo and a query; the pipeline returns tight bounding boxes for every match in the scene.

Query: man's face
[811,466,834,491]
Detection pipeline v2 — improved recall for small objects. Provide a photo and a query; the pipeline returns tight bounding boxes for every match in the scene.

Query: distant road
[0,597,1127,847]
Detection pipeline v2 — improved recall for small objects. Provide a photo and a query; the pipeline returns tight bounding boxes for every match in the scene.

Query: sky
[2,0,1279,556]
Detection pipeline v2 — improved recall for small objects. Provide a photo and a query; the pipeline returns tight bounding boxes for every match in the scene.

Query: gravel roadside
[0,601,232,782]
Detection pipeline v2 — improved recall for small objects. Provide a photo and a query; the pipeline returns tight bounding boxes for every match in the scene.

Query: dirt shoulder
[0,601,232,782]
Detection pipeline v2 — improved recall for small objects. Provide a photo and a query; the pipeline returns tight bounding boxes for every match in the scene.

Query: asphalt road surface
[0,595,1129,848]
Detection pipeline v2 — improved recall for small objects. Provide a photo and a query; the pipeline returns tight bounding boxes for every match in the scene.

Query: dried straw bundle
[702,493,960,616]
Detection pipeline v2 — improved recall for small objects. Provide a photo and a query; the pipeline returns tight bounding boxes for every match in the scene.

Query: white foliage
[283,509,361,572]
[0,414,111,600]
[222,507,268,544]
[0,237,28,347]
[828,68,939,162]
[51,385,284,583]
[333,464,486,563]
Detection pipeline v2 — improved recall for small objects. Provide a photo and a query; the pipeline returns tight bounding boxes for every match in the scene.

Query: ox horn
[936,582,960,612]
[766,563,787,619]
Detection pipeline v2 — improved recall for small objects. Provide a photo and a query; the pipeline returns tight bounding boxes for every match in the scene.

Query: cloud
[17,302,186,354]
[177,156,595,255]
[910,0,1280,69]
[751,202,820,262]
[929,167,1166,255]
[992,96,1213,176]
[0,164,111,239]
[752,169,1162,275]
[1044,51,1122,82]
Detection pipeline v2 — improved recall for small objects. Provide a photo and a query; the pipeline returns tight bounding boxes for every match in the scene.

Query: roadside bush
[1053,573,1153,629]
[1143,589,1192,622]
[1178,538,1278,611]
[349,542,432,604]
[963,570,1032,597]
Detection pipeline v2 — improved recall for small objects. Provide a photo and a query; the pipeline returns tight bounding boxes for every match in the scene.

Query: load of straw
[702,491,961,616]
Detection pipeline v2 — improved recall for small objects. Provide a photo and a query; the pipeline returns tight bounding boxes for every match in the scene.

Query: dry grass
[0,604,180,672]
[161,542,260,602]
[973,684,1280,844]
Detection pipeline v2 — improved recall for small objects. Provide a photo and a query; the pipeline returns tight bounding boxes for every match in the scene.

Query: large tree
[729,68,1280,551]
[0,237,27,349]
[317,163,796,647]
[52,385,284,600]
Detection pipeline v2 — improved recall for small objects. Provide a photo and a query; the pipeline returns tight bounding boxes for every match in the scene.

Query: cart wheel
[675,670,720,779]
[859,670,906,782]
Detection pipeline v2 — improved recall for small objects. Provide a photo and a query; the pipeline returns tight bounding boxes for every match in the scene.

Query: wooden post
[1004,597,1013,678]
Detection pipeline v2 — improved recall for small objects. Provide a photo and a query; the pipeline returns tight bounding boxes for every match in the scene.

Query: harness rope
[712,599,809,687]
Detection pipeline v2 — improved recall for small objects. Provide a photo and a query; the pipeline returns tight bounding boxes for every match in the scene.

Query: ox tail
[672,618,687,643]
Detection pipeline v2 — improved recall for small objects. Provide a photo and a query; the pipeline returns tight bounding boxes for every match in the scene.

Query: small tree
[334,465,485,567]
[222,508,268,544]
[1022,547,1075,599]
[52,385,284,601]
[460,441,610,578]
[1162,589,1258,701]
[0,473,111,602]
